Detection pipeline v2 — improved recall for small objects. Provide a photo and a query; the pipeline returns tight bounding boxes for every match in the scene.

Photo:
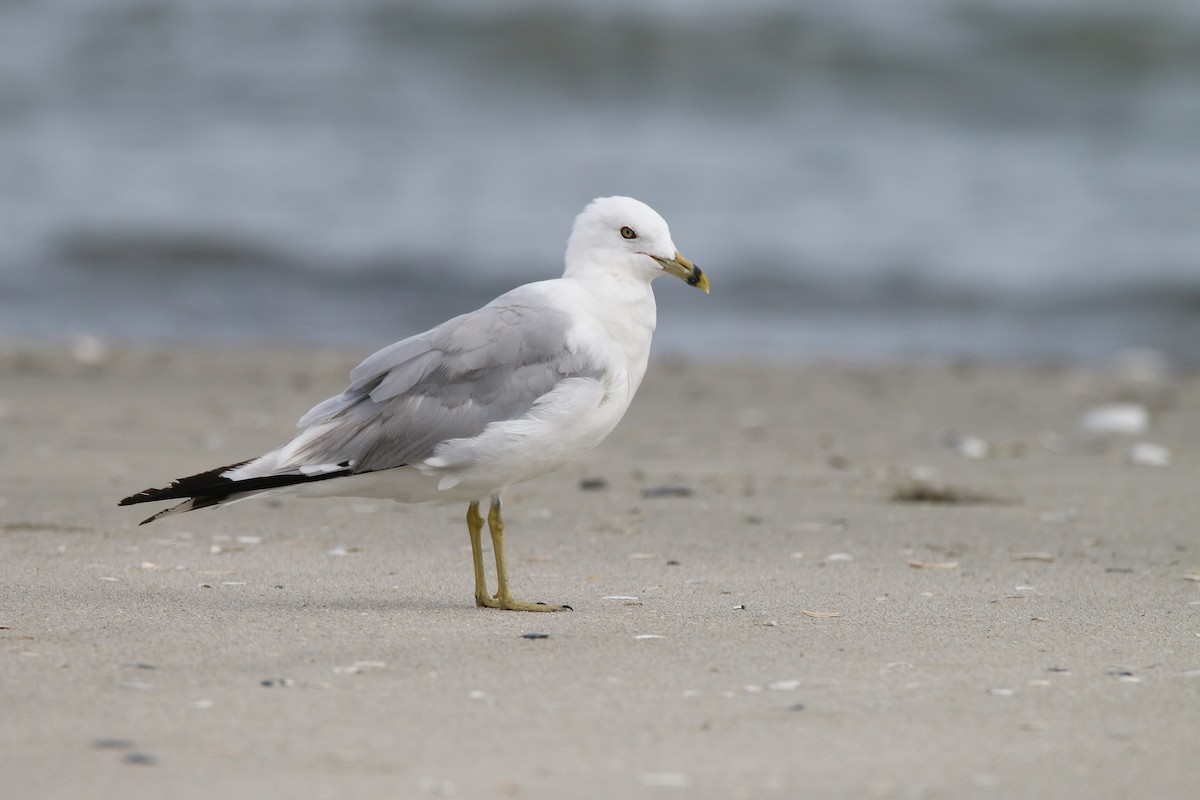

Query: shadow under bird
[119,196,709,611]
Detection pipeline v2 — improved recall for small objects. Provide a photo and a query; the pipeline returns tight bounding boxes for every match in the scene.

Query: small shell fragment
[908,560,959,570]
[1127,442,1171,467]
[801,610,840,618]
[71,334,108,365]
[1012,552,1055,562]
[956,435,991,459]
[332,661,387,674]
[1079,403,1148,434]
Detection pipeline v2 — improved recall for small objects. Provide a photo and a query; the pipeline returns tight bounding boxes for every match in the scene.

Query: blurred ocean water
[1,0,1198,363]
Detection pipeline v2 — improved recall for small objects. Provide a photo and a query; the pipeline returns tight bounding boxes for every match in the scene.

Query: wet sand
[2,341,1198,799]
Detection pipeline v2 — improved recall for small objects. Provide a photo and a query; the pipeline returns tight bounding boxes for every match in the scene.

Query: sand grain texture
[2,343,1198,799]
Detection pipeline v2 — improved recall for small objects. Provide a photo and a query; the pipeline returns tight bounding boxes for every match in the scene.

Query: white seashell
[1079,403,1148,434]
[1127,442,1171,467]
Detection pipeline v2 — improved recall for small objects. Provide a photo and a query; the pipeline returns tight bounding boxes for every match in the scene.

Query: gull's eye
[620,226,637,240]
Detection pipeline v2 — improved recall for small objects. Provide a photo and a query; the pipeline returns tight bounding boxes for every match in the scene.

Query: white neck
[566,270,658,393]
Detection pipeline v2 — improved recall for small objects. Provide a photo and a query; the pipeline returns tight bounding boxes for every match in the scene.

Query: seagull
[119,196,709,611]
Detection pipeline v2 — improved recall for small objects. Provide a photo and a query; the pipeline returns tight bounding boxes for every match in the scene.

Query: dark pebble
[92,739,135,750]
[521,633,550,640]
[579,477,608,491]
[123,752,157,766]
[666,559,681,566]
[787,703,806,712]
[640,485,693,499]
[1105,567,1134,574]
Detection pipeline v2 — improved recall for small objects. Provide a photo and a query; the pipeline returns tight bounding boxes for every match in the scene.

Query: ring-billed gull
[119,196,709,611]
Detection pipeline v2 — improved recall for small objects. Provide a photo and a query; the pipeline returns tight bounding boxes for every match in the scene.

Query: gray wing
[287,292,605,472]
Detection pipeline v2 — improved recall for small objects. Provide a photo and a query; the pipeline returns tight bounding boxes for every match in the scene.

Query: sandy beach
[2,340,1198,799]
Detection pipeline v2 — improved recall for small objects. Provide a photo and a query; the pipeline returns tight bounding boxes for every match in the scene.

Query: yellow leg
[466,501,492,608]
[465,496,570,612]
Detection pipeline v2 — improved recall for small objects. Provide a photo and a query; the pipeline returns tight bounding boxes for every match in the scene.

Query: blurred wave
[1,0,1198,362]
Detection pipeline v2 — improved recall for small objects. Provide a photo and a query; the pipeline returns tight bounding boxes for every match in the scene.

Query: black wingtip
[117,459,256,509]
[119,460,359,524]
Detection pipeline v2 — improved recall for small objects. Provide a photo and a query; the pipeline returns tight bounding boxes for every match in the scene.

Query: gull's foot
[475,594,573,612]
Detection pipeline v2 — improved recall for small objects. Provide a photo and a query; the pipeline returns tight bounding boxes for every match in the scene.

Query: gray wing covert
[289,299,605,472]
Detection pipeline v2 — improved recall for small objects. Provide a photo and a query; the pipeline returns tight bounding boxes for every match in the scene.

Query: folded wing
[120,288,608,521]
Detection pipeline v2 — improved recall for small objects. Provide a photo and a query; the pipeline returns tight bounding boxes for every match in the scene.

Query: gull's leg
[485,495,571,612]
[466,500,493,608]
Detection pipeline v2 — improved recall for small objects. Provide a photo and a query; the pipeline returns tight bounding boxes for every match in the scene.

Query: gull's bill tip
[653,251,710,294]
